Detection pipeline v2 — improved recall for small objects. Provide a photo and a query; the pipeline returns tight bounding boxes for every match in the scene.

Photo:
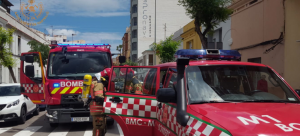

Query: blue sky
[10,0,130,54]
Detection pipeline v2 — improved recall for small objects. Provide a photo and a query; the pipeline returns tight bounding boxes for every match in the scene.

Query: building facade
[181,20,202,49]
[228,0,300,89]
[0,5,48,83]
[129,0,192,62]
[122,27,131,61]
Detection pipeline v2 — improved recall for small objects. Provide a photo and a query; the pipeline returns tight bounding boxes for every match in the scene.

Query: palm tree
[116,45,123,55]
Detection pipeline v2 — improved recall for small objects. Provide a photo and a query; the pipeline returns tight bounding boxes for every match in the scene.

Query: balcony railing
[208,42,223,49]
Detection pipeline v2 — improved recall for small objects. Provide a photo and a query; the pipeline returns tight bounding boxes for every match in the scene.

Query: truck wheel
[107,120,114,126]
[33,105,39,116]
[19,106,26,124]
[50,123,58,128]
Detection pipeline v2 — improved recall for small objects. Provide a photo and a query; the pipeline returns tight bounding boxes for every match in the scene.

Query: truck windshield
[48,52,111,79]
[186,65,299,103]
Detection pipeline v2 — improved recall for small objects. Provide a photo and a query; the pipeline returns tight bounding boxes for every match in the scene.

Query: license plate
[71,117,89,122]
[0,120,4,122]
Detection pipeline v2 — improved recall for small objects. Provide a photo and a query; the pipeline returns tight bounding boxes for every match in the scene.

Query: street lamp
[72,34,76,44]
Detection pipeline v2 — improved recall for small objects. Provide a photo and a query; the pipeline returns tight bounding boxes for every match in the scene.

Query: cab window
[110,67,157,96]
[160,69,167,88]
[164,68,177,88]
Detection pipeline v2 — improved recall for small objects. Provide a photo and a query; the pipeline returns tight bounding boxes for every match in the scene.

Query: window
[132,54,137,62]
[18,36,21,55]
[160,69,168,88]
[149,54,153,66]
[248,57,261,63]
[132,5,137,13]
[164,68,177,88]
[133,17,137,26]
[187,40,193,49]
[132,30,137,38]
[110,67,157,95]
[132,42,137,50]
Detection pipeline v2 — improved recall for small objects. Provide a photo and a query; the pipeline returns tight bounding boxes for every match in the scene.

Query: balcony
[207,42,223,49]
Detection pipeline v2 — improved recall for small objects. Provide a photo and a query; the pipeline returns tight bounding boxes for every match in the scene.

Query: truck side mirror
[25,65,35,78]
[119,56,126,64]
[156,88,176,103]
[20,55,34,63]
[295,89,300,97]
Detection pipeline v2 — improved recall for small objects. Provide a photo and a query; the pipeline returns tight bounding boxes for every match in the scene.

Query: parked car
[0,83,39,124]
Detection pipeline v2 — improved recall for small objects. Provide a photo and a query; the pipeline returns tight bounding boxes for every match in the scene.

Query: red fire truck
[103,49,300,136]
[19,41,118,127]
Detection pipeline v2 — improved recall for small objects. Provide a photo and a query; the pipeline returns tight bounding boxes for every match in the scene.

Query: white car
[0,83,39,124]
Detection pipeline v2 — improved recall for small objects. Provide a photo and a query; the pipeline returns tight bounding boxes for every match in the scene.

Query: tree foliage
[153,35,181,63]
[122,60,138,66]
[0,27,17,83]
[27,40,50,68]
[116,45,123,55]
[178,0,233,49]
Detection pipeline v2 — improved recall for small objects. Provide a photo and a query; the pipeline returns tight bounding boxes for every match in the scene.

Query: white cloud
[46,28,80,38]
[11,0,130,17]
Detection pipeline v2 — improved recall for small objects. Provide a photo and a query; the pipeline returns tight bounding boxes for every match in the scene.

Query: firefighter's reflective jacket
[125,76,143,94]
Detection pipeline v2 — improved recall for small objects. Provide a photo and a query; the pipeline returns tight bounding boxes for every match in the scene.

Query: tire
[49,123,58,128]
[19,106,26,124]
[33,105,39,116]
[107,119,114,126]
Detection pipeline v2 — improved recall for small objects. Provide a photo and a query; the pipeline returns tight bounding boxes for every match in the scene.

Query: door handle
[109,97,122,103]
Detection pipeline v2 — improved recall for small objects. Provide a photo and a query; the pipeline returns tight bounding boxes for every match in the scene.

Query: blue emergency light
[53,83,60,88]
[175,49,241,60]
[56,43,111,48]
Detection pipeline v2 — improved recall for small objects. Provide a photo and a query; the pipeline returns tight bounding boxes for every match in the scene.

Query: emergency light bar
[175,49,241,60]
[51,43,111,49]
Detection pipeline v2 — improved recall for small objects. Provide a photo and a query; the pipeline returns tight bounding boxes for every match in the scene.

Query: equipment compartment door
[20,52,46,104]
[104,66,160,136]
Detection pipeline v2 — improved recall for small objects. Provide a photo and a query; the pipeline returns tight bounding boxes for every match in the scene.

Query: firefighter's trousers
[92,114,106,136]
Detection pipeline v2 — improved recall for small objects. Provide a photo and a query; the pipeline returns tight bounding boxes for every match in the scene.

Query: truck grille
[0,104,6,111]
[61,94,83,104]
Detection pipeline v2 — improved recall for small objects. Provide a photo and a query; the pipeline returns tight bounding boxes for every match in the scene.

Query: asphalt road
[0,111,121,136]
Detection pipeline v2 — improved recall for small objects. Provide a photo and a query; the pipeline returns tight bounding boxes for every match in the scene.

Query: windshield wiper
[228,100,299,103]
[191,100,234,104]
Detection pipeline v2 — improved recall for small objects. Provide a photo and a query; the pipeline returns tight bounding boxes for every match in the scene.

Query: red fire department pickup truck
[19,41,117,127]
[104,49,300,136]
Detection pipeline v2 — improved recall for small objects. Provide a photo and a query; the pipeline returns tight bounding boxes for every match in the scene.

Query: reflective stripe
[96,129,99,136]
[95,90,103,95]
[135,91,143,94]
[60,87,70,94]
[70,87,80,94]
[51,88,60,94]
[126,86,133,90]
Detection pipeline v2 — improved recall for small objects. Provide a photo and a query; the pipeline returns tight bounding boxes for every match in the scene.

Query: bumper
[0,113,20,122]
[46,108,92,123]
[46,108,114,124]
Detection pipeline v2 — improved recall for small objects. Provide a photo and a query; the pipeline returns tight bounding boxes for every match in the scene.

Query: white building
[0,5,48,84]
[207,18,232,50]
[130,0,193,62]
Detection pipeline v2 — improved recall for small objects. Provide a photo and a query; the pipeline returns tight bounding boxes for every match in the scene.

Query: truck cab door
[20,52,46,104]
[104,66,160,136]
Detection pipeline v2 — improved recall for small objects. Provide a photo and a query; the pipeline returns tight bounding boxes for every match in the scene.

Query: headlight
[7,100,20,108]
[52,111,58,117]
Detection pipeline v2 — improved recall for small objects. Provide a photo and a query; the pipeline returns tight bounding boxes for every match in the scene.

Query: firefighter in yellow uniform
[83,68,112,136]
[120,66,143,94]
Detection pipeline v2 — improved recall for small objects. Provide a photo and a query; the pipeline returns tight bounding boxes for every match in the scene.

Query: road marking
[48,125,72,136]
[0,127,12,134]
[13,126,42,136]
[117,124,124,136]
[83,129,92,136]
